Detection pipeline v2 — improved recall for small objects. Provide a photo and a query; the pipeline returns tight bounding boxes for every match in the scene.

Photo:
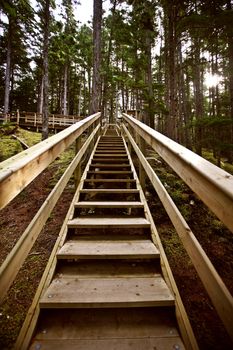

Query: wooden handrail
[122,123,233,341]
[122,113,233,233]
[0,124,100,302]
[0,113,101,210]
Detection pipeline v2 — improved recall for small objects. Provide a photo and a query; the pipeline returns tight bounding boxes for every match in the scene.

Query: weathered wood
[93,154,128,157]
[30,308,181,339]
[84,179,136,183]
[80,188,139,193]
[122,113,233,233]
[74,136,82,189]
[30,337,185,350]
[91,158,129,163]
[67,217,150,229]
[12,134,29,149]
[0,113,101,210]
[74,201,143,208]
[123,124,233,343]
[89,164,131,168]
[40,276,174,308]
[87,170,132,175]
[0,125,100,303]
[57,239,159,259]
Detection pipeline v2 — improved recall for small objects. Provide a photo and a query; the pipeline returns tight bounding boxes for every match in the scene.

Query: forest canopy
[0,0,233,161]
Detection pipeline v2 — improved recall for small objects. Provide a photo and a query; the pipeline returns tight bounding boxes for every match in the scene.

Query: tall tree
[90,0,102,114]
[42,0,50,140]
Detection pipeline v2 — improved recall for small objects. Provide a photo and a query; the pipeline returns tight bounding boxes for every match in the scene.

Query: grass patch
[0,126,41,162]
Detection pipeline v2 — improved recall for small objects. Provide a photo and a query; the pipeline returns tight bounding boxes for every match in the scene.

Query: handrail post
[139,135,146,190]
[74,136,82,189]
[16,109,20,126]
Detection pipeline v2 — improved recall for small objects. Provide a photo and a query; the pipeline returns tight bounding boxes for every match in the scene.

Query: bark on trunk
[193,38,203,155]
[37,77,44,114]
[63,64,68,115]
[42,0,50,140]
[4,16,13,119]
[227,0,233,163]
[90,0,102,115]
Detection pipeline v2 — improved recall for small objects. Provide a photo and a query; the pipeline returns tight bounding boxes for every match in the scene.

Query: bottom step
[30,308,185,350]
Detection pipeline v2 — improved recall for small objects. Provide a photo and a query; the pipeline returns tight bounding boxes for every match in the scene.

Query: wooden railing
[0,111,83,128]
[122,112,233,341]
[0,113,101,301]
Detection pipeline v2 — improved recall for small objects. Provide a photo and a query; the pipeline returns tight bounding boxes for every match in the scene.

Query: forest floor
[0,127,233,349]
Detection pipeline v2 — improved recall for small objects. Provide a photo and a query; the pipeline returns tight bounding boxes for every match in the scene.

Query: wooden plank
[89,164,131,168]
[0,112,101,210]
[0,125,101,303]
[57,239,159,259]
[74,201,143,208]
[123,123,233,342]
[93,154,128,157]
[58,260,159,278]
[95,150,125,152]
[67,217,150,229]
[31,307,181,340]
[91,159,129,163]
[87,171,132,175]
[30,337,185,350]
[84,179,136,183]
[80,189,139,193]
[40,276,174,308]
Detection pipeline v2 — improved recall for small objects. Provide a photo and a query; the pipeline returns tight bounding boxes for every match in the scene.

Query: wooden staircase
[29,127,186,349]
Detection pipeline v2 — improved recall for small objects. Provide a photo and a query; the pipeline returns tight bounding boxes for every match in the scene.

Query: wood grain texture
[57,239,159,259]
[40,276,174,308]
[67,217,150,229]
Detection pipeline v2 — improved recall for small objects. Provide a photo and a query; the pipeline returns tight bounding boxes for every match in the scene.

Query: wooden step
[67,217,150,229]
[80,189,139,194]
[84,179,136,183]
[91,159,129,163]
[87,171,133,175]
[40,275,174,308]
[95,149,126,152]
[96,147,125,149]
[75,201,143,208]
[57,239,159,260]
[93,154,128,157]
[30,308,185,350]
[89,164,131,169]
[30,337,185,350]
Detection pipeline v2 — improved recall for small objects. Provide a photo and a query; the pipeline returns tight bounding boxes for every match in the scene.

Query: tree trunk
[227,0,233,163]
[193,38,204,155]
[42,0,50,140]
[167,4,177,140]
[4,16,13,119]
[90,0,102,115]
[63,64,68,115]
[145,33,154,128]
[178,40,191,148]
[37,77,44,114]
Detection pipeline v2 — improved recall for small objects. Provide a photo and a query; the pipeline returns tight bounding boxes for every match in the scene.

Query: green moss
[0,127,41,162]
[0,137,23,161]
[16,128,41,147]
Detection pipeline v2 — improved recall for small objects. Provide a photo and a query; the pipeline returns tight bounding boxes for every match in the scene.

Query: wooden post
[139,135,146,191]
[34,113,36,126]
[16,109,20,126]
[74,136,82,189]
